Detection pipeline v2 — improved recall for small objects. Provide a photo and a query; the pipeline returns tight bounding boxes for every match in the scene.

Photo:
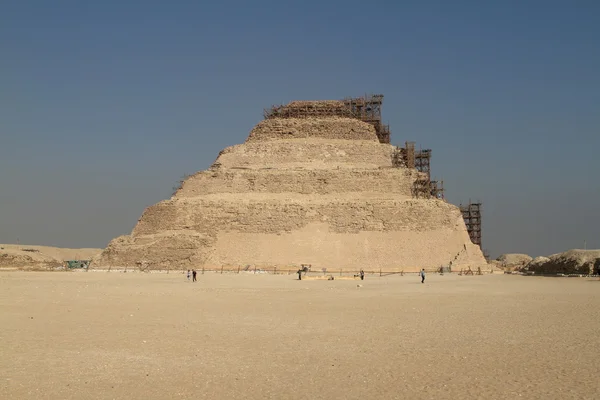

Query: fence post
[237,266,240,274]
[379,268,382,277]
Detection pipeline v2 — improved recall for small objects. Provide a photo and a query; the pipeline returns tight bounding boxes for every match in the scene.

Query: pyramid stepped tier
[213,138,398,170]
[133,198,462,236]
[177,169,420,198]
[247,117,378,142]
[93,102,486,271]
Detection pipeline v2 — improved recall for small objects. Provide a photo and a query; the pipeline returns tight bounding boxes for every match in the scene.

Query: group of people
[187,269,198,282]
[191,267,427,282]
[352,270,366,280]
[295,268,427,282]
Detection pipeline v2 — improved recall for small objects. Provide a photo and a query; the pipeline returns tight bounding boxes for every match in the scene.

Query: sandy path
[1,272,599,399]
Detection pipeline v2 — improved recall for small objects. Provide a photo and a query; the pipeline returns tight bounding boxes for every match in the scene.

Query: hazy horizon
[1,1,599,258]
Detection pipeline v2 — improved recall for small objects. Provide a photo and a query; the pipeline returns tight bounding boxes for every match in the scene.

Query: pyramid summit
[93,97,486,271]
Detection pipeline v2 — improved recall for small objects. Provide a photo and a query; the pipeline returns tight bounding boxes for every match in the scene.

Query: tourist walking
[192,269,197,282]
[359,269,365,281]
[420,269,425,283]
[187,270,191,281]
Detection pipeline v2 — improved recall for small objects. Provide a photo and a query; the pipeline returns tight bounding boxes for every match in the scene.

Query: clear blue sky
[1,0,598,258]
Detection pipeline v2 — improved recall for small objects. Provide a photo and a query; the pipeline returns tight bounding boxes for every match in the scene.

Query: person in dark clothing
[359,269,365,281]
[420,269,425,283]
[192,269,197,282]
[297,269,302,280]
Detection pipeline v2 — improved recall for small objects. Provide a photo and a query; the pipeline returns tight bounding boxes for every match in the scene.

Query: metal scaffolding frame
[404,141,416,169]
[460,202,482,248]
[412,177,431,198]
[415,148,431,179]
[263,103,354,119]
[430,180,445,200]
[342,94,390,144]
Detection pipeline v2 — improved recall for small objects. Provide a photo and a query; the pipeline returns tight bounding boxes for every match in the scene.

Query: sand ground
[1,271,599,400]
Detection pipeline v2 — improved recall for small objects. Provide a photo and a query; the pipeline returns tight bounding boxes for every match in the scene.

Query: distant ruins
[93,95,487,271]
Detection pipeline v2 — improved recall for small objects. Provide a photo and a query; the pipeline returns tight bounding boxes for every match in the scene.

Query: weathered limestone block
[177,168,419,198]
[132,198,463,236]
[93,232,214,270]
[213,139,396,170]
[247,118,378,142]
